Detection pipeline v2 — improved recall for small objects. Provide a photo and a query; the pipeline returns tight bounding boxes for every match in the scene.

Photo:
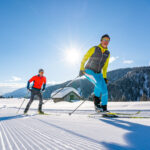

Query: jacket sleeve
[80,47,95,71]
[42,84,46,90]
[42,77,46,90]
[27,81,30,89]
[29,76,36,83]
[102,54,110,78]
[44,77,46,84]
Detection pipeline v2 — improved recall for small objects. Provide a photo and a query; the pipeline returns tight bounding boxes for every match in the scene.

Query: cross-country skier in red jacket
[24,69,46,114]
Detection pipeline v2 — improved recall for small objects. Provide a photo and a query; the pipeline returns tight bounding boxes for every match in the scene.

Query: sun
[64,48,81,64]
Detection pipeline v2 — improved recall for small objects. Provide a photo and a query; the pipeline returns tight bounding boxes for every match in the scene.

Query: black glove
[42,88,45,92]
[104,78,108,84]
[79,70,84,77]
[27,88,32,92]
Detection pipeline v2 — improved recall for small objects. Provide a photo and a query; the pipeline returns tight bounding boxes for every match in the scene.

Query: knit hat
[101,34,110,41]
[39,69,44,73]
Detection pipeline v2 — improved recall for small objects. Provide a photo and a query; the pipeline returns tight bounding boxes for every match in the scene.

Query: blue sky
[0,0,150,94]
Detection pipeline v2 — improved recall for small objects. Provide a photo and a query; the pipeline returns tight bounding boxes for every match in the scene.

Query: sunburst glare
[64,48,81,65]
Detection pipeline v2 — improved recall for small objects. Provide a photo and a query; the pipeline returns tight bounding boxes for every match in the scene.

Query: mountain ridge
[4,66,150,101]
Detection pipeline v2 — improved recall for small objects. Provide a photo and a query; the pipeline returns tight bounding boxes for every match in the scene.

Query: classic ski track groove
[6,124,35,150]
[7,120,63,150]
[29,117,100,150]
[1,110,148,150]
[3,122,28,150]
[0,115,102,150]
[15,120,77,150]
[0,122,13,150]
[0,127,6,150]
[28,117,100,150]
[33,117,101,150]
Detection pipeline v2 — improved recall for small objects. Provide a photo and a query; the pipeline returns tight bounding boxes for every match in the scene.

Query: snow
[51,87,80,98]
[0,99,150,150]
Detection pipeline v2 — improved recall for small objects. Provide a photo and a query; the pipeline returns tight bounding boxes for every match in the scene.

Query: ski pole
[68,99,87,116]
[43,76,79,105]
[16,91,29,114]
[69,73,87,116]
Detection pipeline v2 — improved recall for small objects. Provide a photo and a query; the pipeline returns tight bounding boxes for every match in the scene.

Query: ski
[22,114,36,117]
[116,116,150,119]
[89,112,150,119]
[106,111,141,116]
[38,113,51,115]
[37,112,61,116]
[89,112,118,118]
[102,113,118,118]
[89,115,150,119]
[89,111,140,116]
[89,114,118,118]
[21,112,61,117]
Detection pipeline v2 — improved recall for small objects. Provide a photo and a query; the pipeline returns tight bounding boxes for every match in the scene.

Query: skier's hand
[27,88,31,92]
[79,70,84,77]
[104,78,108,84]
[42,88,45,92]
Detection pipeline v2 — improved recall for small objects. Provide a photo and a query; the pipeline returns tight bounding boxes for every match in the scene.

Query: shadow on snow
[0,115,26,121]
[100,118,150,150]
[33,117,150,150]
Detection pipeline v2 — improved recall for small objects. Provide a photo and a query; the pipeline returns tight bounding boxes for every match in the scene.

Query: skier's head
[100,34,110,48]
[39,69,44,77]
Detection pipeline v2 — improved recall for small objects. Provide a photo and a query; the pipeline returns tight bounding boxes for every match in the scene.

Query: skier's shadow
[0,115,27,121]
[99,118,150,150]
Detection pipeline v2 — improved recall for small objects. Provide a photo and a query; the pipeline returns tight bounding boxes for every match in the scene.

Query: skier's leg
[94,83,101,98]
[100,74,108,111]
[84,69,97,85]
[85,69,102,108]
[24,91,35,113]
[38,92,43,113]
[85,70,103,97]
[93,74,104,110]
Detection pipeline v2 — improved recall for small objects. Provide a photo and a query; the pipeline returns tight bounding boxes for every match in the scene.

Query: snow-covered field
[0,99,150,150]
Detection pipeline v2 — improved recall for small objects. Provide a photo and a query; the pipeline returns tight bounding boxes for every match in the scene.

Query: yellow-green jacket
[80,44,110,78]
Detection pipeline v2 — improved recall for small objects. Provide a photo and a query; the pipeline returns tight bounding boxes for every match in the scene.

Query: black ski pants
[24,89,43,112]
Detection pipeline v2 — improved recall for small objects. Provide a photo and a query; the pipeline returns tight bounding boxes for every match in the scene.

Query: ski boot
[24,111,28,115]
[38,110,45,115]
[93,95,103,112]
[101,105,109,113]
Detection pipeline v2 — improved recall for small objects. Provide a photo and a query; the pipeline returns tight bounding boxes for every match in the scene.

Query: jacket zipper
[39,76,42,89]
[98,50,103,73]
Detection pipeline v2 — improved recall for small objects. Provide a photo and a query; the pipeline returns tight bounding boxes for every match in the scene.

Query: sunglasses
[102,38,110,42]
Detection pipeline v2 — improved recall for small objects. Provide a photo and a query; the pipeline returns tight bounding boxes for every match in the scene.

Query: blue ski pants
[84,69,108,105]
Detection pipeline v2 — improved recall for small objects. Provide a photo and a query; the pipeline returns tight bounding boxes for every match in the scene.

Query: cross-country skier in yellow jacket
[79,34,110,112]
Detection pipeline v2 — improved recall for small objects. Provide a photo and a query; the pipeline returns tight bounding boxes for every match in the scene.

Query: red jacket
[29,75,46,90]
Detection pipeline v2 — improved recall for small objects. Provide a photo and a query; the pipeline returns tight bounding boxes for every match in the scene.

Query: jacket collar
[37,74,43,78]
[98,44,108,53]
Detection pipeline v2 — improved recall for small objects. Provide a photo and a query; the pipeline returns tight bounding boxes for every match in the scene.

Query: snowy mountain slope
[0,99,150,150]
[3,66,150,102]
[108,66,150,101]
[4,87,27,98]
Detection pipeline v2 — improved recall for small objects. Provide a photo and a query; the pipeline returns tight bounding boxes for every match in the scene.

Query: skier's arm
[27,76,36,89]
[80,47,95,71]
[27,81,30,89]
[42,77,46,91]
[42,84,46,91]
[29,76,36,83]
[102,54,110,78]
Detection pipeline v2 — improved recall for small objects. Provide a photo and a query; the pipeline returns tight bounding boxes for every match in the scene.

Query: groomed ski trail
[0,114,104,150]
[0,99,150,150]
